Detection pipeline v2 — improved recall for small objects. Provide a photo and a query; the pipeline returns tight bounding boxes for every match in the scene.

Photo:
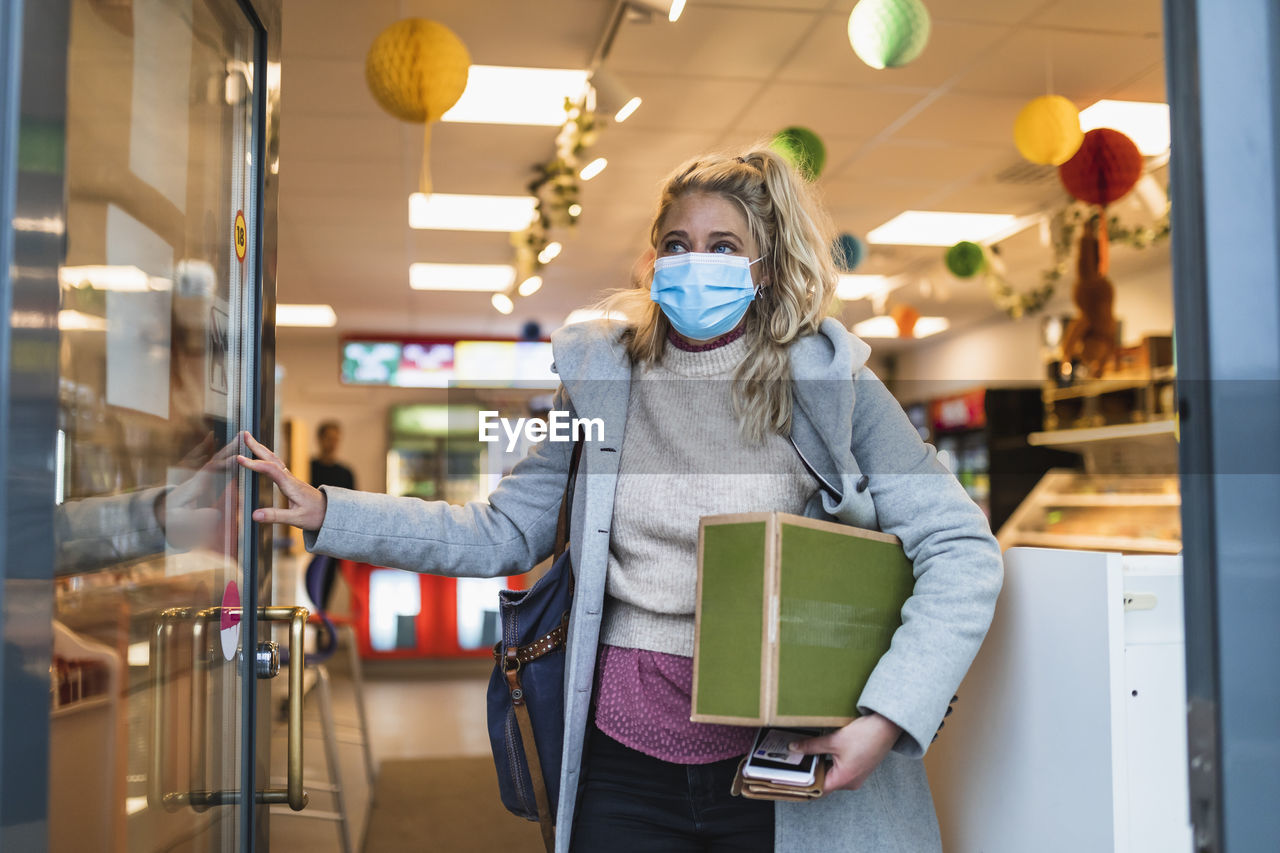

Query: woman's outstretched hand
[789,712,903,793]
[235,430,327,531]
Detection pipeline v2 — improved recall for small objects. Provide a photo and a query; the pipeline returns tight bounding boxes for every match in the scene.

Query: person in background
[308,420,354,610]
[310,420,356,491]
[239,145,1002,853]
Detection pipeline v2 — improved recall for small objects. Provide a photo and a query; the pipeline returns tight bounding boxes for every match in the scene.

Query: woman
[239,147,1003,852]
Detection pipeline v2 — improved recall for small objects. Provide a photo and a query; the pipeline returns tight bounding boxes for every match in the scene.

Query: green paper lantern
[835,233,865,271]
[847,0,932,70]
[945,241,985,279]
[770,126,826,182]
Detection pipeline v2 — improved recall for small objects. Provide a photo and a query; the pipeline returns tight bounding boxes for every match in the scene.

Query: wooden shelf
[1029,420,1177,448]
[1011,531,1182,554]
[1033,493,1181,507]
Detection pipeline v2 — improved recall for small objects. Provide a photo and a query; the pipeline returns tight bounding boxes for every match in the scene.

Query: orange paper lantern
[891,303,920,338]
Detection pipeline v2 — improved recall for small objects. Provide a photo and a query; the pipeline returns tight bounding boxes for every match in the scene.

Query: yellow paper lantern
[366,18,471,192]
[1013,95,1083,166]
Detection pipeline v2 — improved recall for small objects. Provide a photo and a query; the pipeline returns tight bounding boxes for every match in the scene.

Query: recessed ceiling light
[579,158,608,181]
[1079,99,1170,156]
[853,315,950,339]
[538,242,563,264]
[409,263,516,292]
[277,304,337,327]
[868,211,1021,247]
[518,275,543,297]
[409,193,537,231]
[491,293,515,314]
[836,274,895,301]
[442,66,589,126]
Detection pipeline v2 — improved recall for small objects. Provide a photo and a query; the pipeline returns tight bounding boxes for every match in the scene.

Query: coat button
[856,474,870,493]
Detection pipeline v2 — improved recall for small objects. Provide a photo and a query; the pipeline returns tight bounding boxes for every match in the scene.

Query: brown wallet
[730,756,827,802]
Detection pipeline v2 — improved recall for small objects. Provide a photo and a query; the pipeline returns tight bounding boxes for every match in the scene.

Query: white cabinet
[924,548,1193,853]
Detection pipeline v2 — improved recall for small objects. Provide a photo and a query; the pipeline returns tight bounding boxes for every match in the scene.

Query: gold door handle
[257,606,309,811]
[149,605,310,812]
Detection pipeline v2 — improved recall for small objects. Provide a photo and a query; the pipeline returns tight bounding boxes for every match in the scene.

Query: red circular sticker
[234,210,247,263]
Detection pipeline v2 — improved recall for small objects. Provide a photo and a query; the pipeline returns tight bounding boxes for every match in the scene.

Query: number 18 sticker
[234,210,247,263]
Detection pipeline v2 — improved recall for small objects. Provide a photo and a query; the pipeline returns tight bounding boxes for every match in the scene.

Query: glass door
[47,0,287,850]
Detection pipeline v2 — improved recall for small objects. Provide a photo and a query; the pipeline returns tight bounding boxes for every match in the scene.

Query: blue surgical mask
[650,252,762,340]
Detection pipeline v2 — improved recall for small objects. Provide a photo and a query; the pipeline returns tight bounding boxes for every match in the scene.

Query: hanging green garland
[947,197,1171,320]
[1028,199,1172,318]
[511,96,602,284]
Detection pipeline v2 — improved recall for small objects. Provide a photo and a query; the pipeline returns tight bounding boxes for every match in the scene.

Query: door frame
[1163,0,1280,850]
[0,0,283,848]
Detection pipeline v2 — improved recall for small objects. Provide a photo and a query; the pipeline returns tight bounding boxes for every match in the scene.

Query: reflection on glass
[50,0,258,849]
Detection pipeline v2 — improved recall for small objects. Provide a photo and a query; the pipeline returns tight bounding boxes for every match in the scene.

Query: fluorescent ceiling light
[409,193,537,231]
[277,304,337,327]
[868,211,1021,247]
[442,66,589,126]
[579,158,608,181]
[518,275,543,297]
[59,265,166,292]
[491,293,514,314]
[836,274,894,301]
[853,315,950,339]
[1079,99,1170,156]
[410,263,516,292]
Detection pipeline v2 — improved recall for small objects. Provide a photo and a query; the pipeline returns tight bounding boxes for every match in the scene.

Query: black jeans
[570,725,774,852]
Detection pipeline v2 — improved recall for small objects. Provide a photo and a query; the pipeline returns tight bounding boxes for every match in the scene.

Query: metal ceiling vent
[992,159,1059,186]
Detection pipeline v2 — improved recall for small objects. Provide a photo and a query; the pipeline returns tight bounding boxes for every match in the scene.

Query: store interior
[47,0,1191,850]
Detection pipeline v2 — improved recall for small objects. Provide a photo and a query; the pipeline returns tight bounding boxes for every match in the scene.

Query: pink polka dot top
[592,643,756,764]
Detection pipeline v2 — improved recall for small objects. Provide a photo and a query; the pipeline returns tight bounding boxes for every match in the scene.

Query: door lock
[255,641,280,678]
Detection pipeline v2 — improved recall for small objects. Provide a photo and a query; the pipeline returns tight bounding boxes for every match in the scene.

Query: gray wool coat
[307,318,1004,852]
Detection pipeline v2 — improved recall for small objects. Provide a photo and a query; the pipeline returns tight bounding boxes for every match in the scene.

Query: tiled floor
[267,556,497,851]
[268,655,495,852]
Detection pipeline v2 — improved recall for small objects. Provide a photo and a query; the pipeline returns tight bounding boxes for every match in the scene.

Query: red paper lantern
[1058,128,1143,206]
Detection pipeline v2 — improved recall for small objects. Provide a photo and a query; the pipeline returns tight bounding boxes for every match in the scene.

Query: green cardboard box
[692,512,914,726]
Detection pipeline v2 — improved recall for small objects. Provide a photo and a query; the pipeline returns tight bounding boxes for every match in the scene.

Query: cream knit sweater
[599,334,817,656]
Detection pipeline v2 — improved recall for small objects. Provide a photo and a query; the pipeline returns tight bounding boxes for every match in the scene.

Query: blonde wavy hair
[597,145,840,442]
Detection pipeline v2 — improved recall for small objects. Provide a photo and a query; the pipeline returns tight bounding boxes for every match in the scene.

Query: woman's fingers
[240,430,283,466]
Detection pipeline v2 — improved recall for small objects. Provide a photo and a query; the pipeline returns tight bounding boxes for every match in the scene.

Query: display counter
[925,548,1192,853]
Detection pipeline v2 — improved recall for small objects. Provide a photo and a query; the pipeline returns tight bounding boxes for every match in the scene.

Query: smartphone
[742,727,820,786]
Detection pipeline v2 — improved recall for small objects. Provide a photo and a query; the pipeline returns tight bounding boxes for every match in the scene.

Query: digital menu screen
[341,338,556,388]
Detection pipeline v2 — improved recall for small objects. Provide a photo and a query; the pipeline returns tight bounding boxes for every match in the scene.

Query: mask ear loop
[748,257,765,298]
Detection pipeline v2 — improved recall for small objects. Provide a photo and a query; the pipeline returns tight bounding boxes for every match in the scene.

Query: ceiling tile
[838,140,1010,185]
[1030,0,1163,35]
[606,5,820,81]
[612,75,763,133]
[1105,63,1167,103]
[892,91,1029,147]
[729,81,922,143]
[925,0,1055,25]
[778,13,1012,90]
[951,28,1165,100]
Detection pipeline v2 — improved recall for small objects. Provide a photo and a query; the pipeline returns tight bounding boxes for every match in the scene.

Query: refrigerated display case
[922,387,1080,530]
[997,420,1181,554]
